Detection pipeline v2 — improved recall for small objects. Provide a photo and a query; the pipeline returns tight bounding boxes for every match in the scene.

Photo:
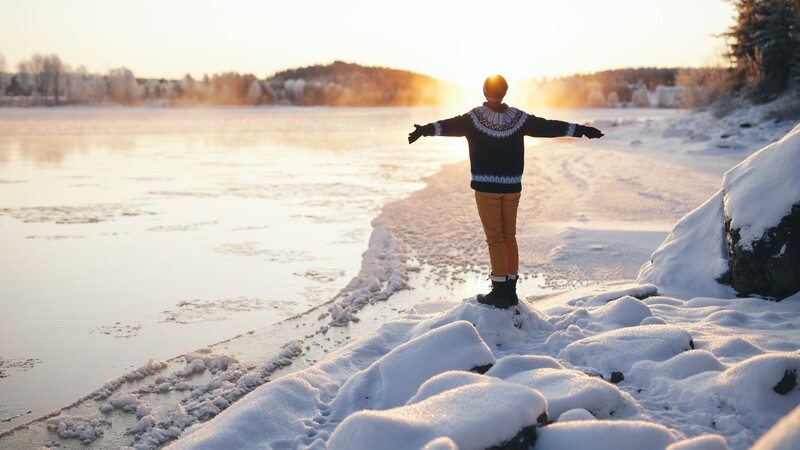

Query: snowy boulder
[717,124,800,299]
[559,324,694,375]
[713,352,800,426]
[504,367,641,420]
[534,420,677,450]
[557,408,596,422]
[327,379,546,450]
[485,355,565,379]
[640,123,800,300]
[327,320,496,420]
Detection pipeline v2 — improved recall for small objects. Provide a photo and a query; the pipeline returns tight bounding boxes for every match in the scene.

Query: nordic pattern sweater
[428,103,580,193]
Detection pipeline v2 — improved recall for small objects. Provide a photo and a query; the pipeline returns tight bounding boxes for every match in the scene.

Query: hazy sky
[0,0,736,86]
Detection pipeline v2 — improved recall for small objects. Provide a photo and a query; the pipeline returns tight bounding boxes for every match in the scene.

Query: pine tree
[727,0,800,100]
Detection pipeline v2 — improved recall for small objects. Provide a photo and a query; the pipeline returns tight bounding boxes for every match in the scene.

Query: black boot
[477,278,510,309]
[508,276,519,307]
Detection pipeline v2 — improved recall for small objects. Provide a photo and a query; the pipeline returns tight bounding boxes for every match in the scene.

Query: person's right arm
[408,115,470,144]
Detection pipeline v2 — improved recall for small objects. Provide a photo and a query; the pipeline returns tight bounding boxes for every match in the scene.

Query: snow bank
[722,124,800,248]
[166,285,800,450]
[638,191,735,298]
[325,218,412,326]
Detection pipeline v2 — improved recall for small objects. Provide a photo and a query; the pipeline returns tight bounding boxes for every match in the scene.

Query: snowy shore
[167,106,799,450]
[1,103,797,449]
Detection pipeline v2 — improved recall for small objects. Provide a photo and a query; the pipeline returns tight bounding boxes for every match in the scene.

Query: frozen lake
[0,106,681,433]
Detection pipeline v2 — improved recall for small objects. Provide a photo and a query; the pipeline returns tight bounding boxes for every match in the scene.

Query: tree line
[2,1,796,109]
[0,58,447,107]
[531,0,799,109]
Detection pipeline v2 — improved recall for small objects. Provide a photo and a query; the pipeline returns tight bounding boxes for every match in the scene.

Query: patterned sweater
[426,103,581,193]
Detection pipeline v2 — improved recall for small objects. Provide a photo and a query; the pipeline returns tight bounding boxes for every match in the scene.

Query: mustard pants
[474,191,521,277]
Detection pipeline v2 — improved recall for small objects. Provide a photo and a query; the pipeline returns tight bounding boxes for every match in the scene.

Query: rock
[716,124,800,300]
[490,424,538,450]
[773,369,797,395]
[718,204,800,299]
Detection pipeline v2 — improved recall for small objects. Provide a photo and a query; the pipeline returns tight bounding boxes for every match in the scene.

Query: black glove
[577,125,603,139]
[408,124,434,144]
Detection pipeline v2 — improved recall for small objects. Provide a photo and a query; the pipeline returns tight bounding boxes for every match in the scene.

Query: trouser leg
[501,192,521,276]
[475,191,508,277]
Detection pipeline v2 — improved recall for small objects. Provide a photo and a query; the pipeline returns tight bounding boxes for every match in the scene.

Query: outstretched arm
[408,123,435,144]
[524,116,603,139]
[408,115,470,144]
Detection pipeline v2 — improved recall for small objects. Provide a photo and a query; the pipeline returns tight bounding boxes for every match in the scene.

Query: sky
[0,0,736,87]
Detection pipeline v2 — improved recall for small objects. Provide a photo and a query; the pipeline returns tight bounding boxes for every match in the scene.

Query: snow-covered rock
[328,378,546,450]
[719,124,800,299]
[640,123,800,300]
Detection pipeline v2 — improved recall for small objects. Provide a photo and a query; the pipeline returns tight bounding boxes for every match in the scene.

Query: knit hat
[483,74,508,102]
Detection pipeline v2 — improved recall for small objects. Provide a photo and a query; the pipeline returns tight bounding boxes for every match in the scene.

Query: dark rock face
[719,203,800,299]
[774,369,797,395]
[488,424,538,450]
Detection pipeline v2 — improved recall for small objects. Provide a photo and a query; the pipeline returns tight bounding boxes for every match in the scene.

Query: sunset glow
[0,0,736,84]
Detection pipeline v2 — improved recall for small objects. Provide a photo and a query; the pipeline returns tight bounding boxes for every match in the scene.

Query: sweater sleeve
[432,114,471,137]
[523,115,578,138]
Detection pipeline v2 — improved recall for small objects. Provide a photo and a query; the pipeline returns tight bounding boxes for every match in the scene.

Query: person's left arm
[524,116,603,139]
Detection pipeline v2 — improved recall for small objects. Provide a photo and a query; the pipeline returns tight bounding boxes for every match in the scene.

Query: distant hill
[262,61,446,106]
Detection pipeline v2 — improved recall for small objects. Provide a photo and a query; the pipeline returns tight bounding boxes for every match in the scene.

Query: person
[408,74,603,309]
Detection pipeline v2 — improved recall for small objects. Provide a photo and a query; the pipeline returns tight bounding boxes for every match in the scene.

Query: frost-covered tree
[607,91,620,107]
[14,53,64,104]
[727,0,800,99]
[107,67,140,104]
